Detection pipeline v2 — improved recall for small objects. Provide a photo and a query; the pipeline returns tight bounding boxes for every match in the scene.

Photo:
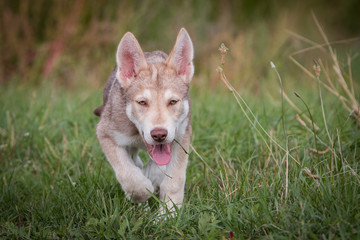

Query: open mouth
[146,142,173,166]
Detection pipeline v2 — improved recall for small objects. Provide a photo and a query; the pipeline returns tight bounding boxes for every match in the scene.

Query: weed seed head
[218,43,229,55]
[218,43,229,65]
[270,61,276,69]
[313,59,321,77]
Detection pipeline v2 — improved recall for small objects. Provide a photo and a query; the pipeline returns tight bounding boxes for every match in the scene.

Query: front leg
[159,135,190,214]
[128,147,144,169]
[98,136,154,203]
[143,160,166,194]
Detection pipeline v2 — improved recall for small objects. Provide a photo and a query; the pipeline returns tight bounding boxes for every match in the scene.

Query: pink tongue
[151,144,171,166]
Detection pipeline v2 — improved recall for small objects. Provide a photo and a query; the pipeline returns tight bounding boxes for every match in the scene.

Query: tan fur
[94,28,194,215]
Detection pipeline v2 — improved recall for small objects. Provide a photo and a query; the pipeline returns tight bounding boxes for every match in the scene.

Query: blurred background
[1,0,359,92]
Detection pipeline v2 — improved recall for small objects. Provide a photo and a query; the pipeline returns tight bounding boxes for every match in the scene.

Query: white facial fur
[125,89,189,145]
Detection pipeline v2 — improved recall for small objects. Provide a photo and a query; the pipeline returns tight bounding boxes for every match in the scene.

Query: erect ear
[166,28,194,83]
[116,32,148,87]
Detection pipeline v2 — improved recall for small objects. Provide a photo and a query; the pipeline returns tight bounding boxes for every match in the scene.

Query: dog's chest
[113,131,146,150]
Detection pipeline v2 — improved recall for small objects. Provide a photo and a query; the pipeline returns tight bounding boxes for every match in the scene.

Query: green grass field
[1,65,359,238]
[1,1,360,238]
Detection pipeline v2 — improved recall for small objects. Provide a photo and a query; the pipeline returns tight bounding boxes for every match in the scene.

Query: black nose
[151,128,168,142]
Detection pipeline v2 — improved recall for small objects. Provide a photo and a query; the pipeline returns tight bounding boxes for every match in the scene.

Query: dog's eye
[169,100,178,105]
[137,100,147,106]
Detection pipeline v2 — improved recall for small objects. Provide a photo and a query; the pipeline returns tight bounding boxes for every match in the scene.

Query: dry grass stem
[310,148,330,155]
[216,44,301,168]
[283,91,319,130]
[296,114,307,128]
[312,11,359,121]
[347,55,355,96]
[303,168,320,179]
[288,13,360,125]
[216,67,233,92]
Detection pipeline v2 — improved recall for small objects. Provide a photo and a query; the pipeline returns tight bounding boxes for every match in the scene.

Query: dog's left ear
[166,28,194,83]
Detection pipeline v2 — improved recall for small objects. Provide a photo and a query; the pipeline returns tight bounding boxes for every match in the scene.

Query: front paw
[123,177,154,203]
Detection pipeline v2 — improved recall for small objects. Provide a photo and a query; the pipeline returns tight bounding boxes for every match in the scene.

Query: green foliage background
[1,0,359,87]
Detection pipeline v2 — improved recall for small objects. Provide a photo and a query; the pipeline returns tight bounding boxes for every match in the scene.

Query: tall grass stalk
[289,13,360,125]
[217,45,299,166]
[270,61,289,199]
[314,59,334,170]
[293,91,319,163]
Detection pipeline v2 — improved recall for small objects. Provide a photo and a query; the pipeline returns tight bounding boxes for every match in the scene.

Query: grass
[1,68,359,239]
[1,4,360,237]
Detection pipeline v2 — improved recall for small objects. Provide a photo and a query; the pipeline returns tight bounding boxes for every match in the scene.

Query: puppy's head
[116,28,194,165]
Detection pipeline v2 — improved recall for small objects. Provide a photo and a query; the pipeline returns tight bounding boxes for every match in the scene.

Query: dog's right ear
[116,32,148,88]
[166,28,194,84]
